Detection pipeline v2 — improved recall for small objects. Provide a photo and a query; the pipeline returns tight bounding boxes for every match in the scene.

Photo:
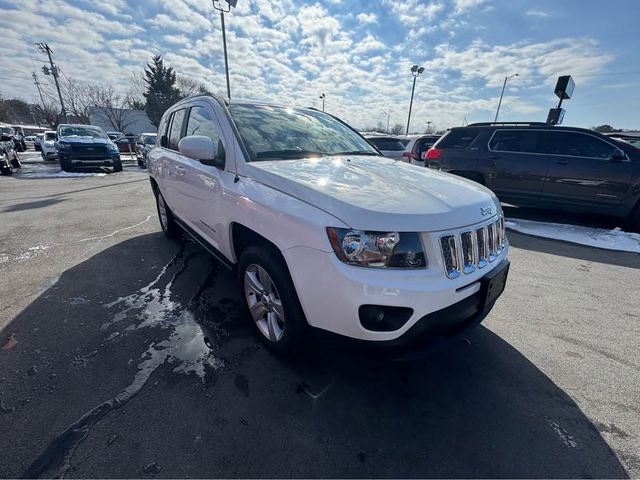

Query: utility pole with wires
[32,72,47,114]
[212,0,238,100]
[35,42,68,123]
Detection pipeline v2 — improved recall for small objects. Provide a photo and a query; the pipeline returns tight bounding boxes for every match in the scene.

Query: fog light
[359,305,413,332]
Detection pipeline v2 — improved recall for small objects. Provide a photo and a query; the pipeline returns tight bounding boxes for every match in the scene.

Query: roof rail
[467,122,550,127]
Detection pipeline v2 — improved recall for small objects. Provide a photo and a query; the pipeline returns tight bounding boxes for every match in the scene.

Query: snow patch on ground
[505,218,640,253]
[19,170,107,178]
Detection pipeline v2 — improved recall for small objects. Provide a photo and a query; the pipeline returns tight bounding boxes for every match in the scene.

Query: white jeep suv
[148,95,509,356]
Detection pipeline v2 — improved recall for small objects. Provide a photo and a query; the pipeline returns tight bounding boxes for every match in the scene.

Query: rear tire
[113,158,123,172]
[238,246,308,356]
[155,191,181,239]
[627,202,640,233]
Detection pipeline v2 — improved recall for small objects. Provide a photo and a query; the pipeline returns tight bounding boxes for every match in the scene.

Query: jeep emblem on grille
[480,206,493,216]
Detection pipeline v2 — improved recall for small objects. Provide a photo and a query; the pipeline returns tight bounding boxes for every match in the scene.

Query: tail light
[426,147,442,159]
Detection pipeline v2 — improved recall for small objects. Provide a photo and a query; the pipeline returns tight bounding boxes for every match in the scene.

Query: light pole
[426,121,433,134]
[35,43,68,123]
[212,0,238,99]
[406,64,424,136]
[381,109,390,133]
[319,93,325,112]
[494,73,519,122]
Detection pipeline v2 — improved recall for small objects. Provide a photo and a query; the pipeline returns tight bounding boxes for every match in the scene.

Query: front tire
[60,159,74,172]
[238,246,308,356]
[627,202,640,233]
[113,158,123,172]
[155,191,180,238]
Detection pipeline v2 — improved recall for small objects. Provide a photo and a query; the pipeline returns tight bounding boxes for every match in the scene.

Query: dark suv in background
[425,122,640,227]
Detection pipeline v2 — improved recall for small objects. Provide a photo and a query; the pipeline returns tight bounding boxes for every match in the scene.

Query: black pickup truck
[424,122,640,228]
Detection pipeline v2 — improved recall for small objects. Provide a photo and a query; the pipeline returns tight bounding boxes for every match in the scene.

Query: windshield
[59,126,107,139]
[44,132,56,140]
[1,126,14,135]
[229,104,379,161]
[144,136,157,145]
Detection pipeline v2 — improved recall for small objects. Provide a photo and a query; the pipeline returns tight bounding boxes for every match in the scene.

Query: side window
[489,130,542,154]
[438,130,479,149]
[546,132,615,159]
[185,106,221,146]
[158,115,170,147]
[168,109,187,151]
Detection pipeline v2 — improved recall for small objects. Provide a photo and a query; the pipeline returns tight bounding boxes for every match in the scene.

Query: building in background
[88,107,156,135]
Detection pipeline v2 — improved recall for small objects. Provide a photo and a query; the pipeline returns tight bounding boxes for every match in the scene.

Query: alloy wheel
[244,264,286,342]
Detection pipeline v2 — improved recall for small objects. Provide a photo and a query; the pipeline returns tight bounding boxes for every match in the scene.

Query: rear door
[484,129,550,198]
[542,130,633,207]
[158,108,188,217]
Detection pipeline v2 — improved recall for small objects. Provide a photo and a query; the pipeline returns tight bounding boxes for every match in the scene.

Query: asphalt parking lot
[1,153,639,478]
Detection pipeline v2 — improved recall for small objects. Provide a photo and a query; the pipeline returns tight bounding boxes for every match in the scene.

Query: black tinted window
[186,106,221,146]
[438,129,479,149]
[546,132,616,159]
[168,109,187,151]
[489,130,542,153]
[369,138,405,151]
[417,138,437,154]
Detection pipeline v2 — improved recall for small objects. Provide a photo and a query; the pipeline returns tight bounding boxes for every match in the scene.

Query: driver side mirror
[178,135,225,169]
[609,148,626,162]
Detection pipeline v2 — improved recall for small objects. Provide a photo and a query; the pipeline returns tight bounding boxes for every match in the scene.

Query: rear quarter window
[369,138,405,151]
[437,129,480,149]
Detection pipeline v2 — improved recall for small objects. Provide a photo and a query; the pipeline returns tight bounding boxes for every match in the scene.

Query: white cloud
[356,12,377,24]
[453,0,486,14]
[526,9,550,17]
[385,0,444,26]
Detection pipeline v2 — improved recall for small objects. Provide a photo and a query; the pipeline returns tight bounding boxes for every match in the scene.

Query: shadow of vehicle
[0,233,628,478]
[502,205,622,230]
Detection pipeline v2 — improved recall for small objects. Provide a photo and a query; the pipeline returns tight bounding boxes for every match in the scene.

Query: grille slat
[441,216,505,278]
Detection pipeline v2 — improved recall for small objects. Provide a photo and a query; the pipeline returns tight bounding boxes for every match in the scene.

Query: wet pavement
[0,154,639,478]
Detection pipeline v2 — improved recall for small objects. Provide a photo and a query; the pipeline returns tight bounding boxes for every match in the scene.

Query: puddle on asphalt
[24,244,232,478]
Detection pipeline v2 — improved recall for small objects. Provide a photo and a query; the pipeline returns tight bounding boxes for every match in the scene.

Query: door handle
[554,159,569,165]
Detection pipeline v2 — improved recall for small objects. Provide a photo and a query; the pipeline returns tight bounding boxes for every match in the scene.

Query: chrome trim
[440,235,460,279]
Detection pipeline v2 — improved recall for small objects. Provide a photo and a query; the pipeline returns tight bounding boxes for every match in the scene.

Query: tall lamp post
[381,109,390,133]
[212,0,238,99]
[494,73,519,122]
[406,64,424,135]
[319,93,325,112]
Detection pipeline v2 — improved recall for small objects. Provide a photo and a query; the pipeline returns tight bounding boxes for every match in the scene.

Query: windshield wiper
[327,150,381,156]
[255,149,325,160]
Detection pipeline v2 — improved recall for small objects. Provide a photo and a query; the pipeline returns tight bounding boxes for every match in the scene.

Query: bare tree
[176,75,211,98]
[127,71,147,110]
[390,123,405,135]
[91,86,136,133]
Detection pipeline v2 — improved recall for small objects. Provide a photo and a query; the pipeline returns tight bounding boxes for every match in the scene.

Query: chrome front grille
[440,216,506,279]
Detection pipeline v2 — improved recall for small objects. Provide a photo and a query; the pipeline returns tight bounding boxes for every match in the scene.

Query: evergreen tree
[143,55,180,126]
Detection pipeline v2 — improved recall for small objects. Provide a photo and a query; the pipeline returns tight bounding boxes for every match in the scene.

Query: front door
[543,131,633,207]
[174,101,231,252]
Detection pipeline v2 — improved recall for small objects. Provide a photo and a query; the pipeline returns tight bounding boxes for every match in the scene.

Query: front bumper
[59,154,120,167]
[283,241,509,344]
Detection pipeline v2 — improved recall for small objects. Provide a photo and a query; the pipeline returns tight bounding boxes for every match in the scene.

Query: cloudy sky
[0,0,638,131]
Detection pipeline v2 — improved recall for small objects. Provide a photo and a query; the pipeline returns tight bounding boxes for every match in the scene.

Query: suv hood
[58,136,110,145]
[247,156,501,231]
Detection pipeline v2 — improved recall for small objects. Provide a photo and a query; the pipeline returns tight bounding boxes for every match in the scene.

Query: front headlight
[326,228,427,268]
[108,143,119,153]
[57,142,71,150]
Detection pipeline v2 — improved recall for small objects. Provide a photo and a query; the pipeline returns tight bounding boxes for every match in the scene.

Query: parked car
[135,133,157,167]
[114,136,138,155]
[106,131,124,141]
[148,95,509,357]
[424,122,640,227]
[56,124,122,172]
[24,135,36,149]
[403,134,441,166]
[34,133,44,151]
[0,127,20,175]
[365,135,407,160]
[41,130,58,161]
